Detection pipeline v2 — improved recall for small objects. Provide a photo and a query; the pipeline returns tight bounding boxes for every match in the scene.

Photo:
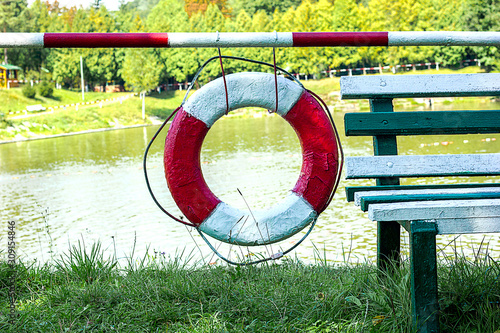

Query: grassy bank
[0,87,130,113]
[0,89,187,141]
[1,242,499,332]
[0,66,488,142]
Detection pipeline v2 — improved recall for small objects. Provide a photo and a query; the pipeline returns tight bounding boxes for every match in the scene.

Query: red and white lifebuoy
[164,72,339,246]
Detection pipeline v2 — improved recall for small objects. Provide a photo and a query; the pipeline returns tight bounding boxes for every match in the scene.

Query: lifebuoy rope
[144,54,343,265]
[273,46,279,113]
[217,47,229,115]
[143,106,197,227]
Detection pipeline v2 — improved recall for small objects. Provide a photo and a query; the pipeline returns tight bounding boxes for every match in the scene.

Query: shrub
[0,113,12,129]
[38,81,54,97]
[22,84,36,99]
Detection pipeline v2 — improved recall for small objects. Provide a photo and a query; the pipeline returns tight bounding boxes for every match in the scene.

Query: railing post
[407,220,439,333]
[370,98,401,270]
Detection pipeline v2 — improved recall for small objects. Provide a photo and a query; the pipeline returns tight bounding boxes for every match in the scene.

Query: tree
[119,0,161,22]
[278,0,331,76]
[461,0,500,71]
[0,0,28,64]
[147,0,199,83]
[229,0,301,16]
[49,6,122,88]
[121,49,163,91]
[185,0,231,17]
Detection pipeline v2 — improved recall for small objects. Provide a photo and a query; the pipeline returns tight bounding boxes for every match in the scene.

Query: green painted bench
[340,73,500,333]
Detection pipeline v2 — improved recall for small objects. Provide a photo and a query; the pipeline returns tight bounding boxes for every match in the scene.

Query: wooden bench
[340,73,500,333]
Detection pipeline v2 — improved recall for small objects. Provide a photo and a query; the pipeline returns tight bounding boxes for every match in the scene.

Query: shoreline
[0,122,164,145]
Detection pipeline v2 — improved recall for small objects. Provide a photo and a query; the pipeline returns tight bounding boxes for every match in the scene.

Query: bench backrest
[340,74,500,186]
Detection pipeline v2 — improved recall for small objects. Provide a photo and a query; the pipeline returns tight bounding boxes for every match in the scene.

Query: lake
[1,99,500,265]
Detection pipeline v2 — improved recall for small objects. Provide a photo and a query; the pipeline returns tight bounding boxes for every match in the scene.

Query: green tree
[278,0,331,76]
[229,0,301,16]
[326,0,363,70]
[0,0,28,64]
[414,0,466,68]
[185,0,231,17]
[147,0,198,84]
[118,0,160,23]
[49,6,122,88]
[461,0,500,71]
[121,49,163,91]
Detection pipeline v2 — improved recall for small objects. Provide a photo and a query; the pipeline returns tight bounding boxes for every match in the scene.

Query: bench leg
[408,220,439,333]
[377,221,401,270]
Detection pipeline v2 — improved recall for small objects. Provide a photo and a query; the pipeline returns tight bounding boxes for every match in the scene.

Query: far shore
[0,120,165,145]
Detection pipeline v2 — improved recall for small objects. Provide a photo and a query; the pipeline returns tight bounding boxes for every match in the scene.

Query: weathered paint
[164,72,339,245]
[182,72,303,127]
[369,98,402,270]
[361,193,500,212]
[389,31,500,46]
[354,187,500,206]
[44,33,169,48]
[0,33,43,48]
[346,183,500,202]
[340,74,500,99]
[198,193,317,246]
[2,31,500,48]
[407,220,440,333]
[368,199,500,222]
[345,153,500,179]
[433,217,500,234]
[292,32,388,47]
[285,91,339,213]
[168,32,293,48]
[163,108,221,226]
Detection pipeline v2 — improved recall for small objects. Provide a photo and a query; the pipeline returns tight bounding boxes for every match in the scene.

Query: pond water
[1,99,500,265]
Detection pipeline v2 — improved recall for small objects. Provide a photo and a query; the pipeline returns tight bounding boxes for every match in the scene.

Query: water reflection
[1,101,500,264]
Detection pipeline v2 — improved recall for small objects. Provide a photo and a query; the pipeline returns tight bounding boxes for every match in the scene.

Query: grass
[0,86,130,113]
[0,241,499,332]
[0,89,187,140]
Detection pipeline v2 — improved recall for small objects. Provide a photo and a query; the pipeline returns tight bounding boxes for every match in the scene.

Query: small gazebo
[0,64,22,88]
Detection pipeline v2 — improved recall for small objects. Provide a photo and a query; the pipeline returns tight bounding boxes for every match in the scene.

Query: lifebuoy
[164,72,339,246]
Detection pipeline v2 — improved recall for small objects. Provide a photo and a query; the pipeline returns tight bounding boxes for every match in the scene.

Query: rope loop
[144,53,344,265]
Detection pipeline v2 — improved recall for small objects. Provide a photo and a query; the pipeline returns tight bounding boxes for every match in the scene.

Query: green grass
[0,241,499,332]
[302,77,342,97]
[129,89,191,119]
[0,85,130,113]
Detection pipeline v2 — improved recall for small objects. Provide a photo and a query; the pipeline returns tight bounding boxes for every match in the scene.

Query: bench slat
[354,187,500,206]
[345,111,500,136]
[346,183,500,202]
[400,217,500,235]
[340,74,500,99]
[368,198,500,221]
[346,153,500,178]
[359,192,500,212]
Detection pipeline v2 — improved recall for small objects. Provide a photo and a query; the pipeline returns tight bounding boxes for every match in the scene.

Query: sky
[27,0,131,11]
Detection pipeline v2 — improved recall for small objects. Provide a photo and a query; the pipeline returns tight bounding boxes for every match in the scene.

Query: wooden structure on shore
[0,64,21,88]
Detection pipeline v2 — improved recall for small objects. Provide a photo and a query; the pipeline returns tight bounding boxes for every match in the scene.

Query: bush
[38,81,54,97]
[22,84,36,99]
[0,113,12,129]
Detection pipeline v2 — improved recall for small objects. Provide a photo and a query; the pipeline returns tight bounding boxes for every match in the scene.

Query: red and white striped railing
[1,31,499,48]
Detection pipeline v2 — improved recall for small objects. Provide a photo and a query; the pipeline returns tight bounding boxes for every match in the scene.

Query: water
[1,100,500,265]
